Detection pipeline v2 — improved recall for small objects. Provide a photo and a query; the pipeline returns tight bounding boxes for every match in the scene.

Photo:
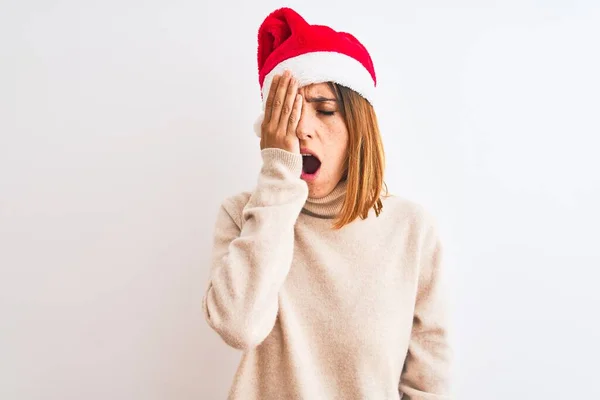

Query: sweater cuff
[261,148,303,177]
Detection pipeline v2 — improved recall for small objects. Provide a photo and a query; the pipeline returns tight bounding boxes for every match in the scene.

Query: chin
[302,167,343,196]
[306,181,335,199]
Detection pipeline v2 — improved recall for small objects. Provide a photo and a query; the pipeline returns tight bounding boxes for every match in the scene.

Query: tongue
[303,155,321,174]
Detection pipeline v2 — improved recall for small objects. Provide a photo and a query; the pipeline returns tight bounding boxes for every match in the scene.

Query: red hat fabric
[253,7,377,137]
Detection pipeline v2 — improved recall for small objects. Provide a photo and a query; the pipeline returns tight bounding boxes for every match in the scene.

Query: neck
[302,179,348,219]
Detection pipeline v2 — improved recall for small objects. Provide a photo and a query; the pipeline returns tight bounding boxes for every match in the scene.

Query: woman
[202,7,452,400]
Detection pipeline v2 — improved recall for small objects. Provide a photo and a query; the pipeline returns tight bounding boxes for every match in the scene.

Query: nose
[295,108,313,140]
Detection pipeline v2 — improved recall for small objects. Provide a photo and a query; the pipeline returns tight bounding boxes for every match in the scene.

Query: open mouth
[302,154,321,175]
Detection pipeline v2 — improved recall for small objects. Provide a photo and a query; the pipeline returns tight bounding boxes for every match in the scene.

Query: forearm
[202,148,308,350]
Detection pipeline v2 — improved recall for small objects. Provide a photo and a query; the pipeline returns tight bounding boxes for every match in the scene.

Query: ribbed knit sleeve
[399,219,453,399]
[202,148,308,350]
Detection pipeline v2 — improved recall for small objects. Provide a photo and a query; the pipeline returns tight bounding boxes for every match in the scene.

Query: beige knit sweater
[202,148,452,399]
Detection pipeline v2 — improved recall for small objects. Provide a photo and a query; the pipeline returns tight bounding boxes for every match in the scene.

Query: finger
[269,70,292,131]
[287,94,303,137]
[278,76,298,131]
[263,74,281,123]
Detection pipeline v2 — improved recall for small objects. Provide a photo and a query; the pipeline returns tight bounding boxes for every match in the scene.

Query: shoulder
[380,193,440,239]
[380,194,444,279]
[381,194,437,226]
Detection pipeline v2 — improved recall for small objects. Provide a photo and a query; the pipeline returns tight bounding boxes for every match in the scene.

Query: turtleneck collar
[302,179,348,219]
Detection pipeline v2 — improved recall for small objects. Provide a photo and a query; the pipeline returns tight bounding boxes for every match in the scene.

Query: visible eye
[317,110,335,116]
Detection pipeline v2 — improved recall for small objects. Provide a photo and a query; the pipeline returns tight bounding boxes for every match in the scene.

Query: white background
[2,1,599,399]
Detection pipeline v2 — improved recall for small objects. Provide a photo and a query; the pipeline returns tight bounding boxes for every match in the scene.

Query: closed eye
[317,110,335,116]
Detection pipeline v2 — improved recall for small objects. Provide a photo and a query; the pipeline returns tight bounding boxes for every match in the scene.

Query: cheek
[323,120,349,165]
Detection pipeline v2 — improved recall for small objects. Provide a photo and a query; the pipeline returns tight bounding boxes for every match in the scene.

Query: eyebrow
[304,96,337,103]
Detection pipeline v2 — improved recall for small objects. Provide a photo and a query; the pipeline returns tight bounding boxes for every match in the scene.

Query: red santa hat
[253,7,377,137]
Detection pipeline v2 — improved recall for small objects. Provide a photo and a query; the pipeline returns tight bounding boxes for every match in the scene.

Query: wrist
[261,148,303,176]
